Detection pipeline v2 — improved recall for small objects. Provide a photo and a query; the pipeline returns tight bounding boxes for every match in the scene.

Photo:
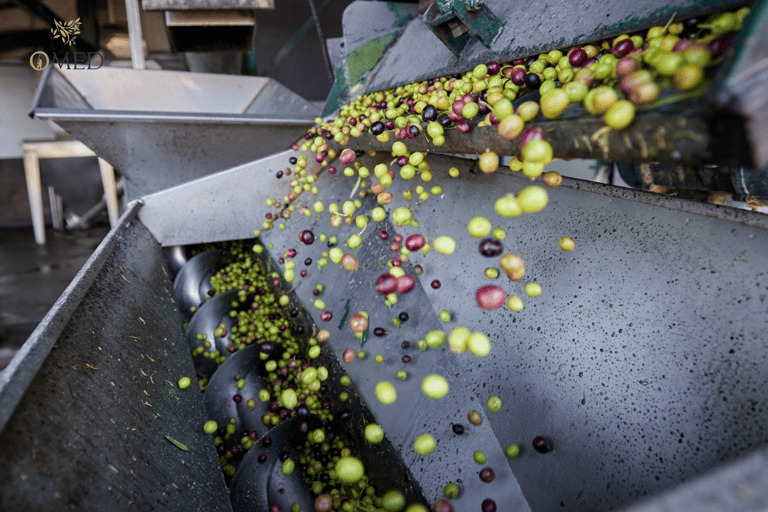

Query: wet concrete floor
[0,227,107,370]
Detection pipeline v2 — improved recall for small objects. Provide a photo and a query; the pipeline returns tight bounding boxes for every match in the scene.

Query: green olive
[413,434,436,456]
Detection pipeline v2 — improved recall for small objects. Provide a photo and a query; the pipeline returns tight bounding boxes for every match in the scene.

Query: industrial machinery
[2,1,768,511]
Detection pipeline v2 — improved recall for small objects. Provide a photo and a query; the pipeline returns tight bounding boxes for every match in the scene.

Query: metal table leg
[98,159,119,227]
[22,148,46,245]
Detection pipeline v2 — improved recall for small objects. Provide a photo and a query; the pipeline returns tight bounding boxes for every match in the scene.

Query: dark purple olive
[431,280,441,289]
[262,436,272,448]
[373,327,385,336]
[509,67,527,86]
[456,120,471,134]
[438,114,453,127]
[452,424,464,435]
[525,73,541,88]
[612,38,634,57]
[257,453,267,463]
[299,230,315,245]
[487,61,500,74]
[289,156,297,165]
[532,436,550,453]
[399,312,409,322]
[408,124,421,138]
[384,119,395,130]
[422,105,437,122]
[371,121,385,135]
[402,355,411,363]
[276,170,283,178]
[481,499,497,512]
[710,33,734,56]
[478,238,503,257]
[569,47,587,66]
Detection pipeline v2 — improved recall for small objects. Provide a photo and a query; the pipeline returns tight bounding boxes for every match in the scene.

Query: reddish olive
[475,286,506,310]
[376,274,398,295]
[479,467,495,483]
[406,234,426,251]
[432,499,455,512]
[397,275,416,294]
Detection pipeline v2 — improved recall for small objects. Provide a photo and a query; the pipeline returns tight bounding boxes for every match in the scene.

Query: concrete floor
[0,226,107,370]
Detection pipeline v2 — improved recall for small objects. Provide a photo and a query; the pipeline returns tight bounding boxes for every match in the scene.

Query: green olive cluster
[193,242,402,510]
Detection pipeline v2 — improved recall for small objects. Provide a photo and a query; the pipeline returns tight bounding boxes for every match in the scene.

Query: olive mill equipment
[3,0,768,511]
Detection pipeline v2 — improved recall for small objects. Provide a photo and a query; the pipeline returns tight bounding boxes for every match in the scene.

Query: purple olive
[568,47,587,67]
[532,436,550,453]
[612,38,634,57]
[481,499,497,512]
[478,238,503,257]
[509,67,527,86]
[405,234,426,251]
[376,274,398,295]
[525,72,541,88]
[299,230,315,245]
